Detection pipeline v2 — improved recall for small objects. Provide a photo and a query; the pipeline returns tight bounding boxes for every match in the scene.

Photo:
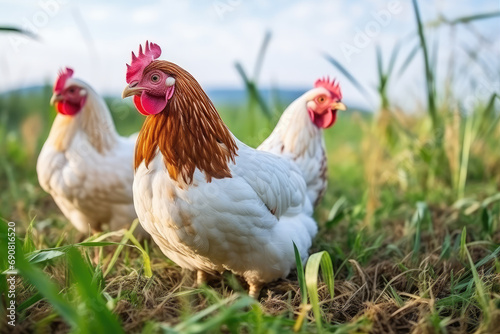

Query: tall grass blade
[234,31,274,120]
[477,93,499,139]
[27,250,66,264]
[459,42,493,79]
[412,0,439,132]
[0,26,37,39]
[482,192,500,207]
[323,54,373,104]
[440,233,451,260]
[104,220,139,277]
[293,242,308,305]
[412,202,429,262]
[66,247,124,333]
[23,217,36,254]
[457,114,474,199]
[430,33,440,77]
[293,304,312,333]
[126,226,153,278]
[234,62,273,119]
[253,31,272,82]
[25,241,122,265]
[305,251,335,332]
[480,207,493,237]
[448,11,500,25]
[17,292,43,313]
[459,227,467,261]
[376,45,384,86]
[326,196,347,229]
[397,41,420,78]
[386,41,402,78]
[465,246,489,324]
[474,246,500,270]
[375,42,402,109]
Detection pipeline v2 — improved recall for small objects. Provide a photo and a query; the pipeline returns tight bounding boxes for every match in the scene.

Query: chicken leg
[196,270,208,286]
[248,282,263,299]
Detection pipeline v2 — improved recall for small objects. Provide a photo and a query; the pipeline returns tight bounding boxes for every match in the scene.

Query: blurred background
[1,0,498,108]
[2,2,500,332]
[1,0,500,226]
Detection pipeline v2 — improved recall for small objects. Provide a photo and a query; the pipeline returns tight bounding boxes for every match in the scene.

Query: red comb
[315,77,342,100]
[54,67,74,93]
[126,41,162,84]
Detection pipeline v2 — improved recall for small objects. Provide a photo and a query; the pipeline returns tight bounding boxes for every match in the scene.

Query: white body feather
[37,79,138,234]
[259,88,330,206]
[134,138,317,286]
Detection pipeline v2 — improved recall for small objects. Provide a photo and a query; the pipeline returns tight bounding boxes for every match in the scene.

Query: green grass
[1,4,500,333]
[1,85,499,333]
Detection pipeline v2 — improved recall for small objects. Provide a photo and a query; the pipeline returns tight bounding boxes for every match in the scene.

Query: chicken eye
[318,96,326,103]
[151,74,160,83]
[68,88,75,93]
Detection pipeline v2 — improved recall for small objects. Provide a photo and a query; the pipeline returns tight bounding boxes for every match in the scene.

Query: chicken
[258,79,346,207]
[37,68,138,235]
[122,42,317,297]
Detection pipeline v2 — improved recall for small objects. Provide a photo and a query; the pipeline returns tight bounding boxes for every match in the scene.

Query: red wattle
[133,95,150,116]
[56,101,81,116]
[140,92,167,115]
[308,108,337,129]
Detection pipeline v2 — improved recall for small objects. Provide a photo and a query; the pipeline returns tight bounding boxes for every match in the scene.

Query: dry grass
[4,202,498,334]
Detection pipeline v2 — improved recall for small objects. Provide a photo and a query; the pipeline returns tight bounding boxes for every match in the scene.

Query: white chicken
[37,68,138,235]
[122,42,317,297]
[258,79,346,207]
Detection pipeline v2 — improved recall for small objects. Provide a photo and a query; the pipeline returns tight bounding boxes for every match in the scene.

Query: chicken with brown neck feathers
[132,61,237,184]
[123,41,317,298]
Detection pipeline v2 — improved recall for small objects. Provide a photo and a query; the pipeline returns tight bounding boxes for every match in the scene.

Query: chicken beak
[332,102,347,111]
[122,85,144,99]
[50,93,63,106]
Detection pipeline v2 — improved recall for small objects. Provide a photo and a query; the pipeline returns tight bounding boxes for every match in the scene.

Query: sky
[0,0,499,110]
